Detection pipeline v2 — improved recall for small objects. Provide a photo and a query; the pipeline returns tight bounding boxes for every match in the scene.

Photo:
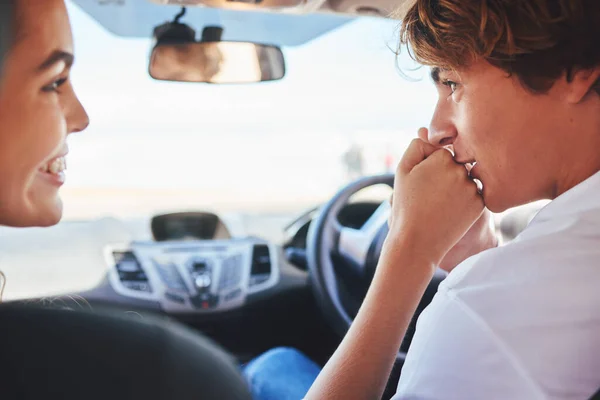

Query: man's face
[426,60,570,212]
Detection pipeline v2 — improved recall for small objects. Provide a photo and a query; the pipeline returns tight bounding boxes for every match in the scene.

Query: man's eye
[442,80,458,93]
[42,77,68,93]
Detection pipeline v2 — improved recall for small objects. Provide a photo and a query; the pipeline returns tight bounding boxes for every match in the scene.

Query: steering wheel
[306,174,444,362]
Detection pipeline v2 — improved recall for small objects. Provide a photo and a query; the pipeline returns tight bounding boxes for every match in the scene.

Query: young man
[298,0,600,399]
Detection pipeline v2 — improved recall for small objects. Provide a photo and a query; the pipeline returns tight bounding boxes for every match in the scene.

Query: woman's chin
[36,212,63,227]
[36,198,64,227]
[22,182,65,227]
[13,197,64,227]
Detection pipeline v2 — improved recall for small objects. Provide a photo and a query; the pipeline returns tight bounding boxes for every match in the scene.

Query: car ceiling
[71,0,412,46]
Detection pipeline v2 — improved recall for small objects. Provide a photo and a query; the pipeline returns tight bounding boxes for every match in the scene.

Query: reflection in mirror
[149,42,285,84]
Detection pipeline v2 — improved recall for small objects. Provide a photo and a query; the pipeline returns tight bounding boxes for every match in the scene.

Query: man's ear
[567,66,600,104]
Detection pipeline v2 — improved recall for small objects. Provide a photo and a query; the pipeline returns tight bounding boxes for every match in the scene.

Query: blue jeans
[243,347,321,400]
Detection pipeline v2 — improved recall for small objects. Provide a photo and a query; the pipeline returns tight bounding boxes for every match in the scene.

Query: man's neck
[552,126,600,199]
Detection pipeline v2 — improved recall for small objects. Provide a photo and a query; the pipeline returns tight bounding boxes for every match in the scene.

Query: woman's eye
[42,77,68,93]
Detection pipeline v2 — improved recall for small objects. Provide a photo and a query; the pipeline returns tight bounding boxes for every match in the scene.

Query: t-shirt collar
[528,170,600,225]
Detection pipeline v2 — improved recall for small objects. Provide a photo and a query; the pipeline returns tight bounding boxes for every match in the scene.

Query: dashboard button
[116,259,142,273]
[190,293,219,309]
[191,260,209,272]
[119,271,148,282]
[223,288,242,302]
[123,281,152,293]
[249,274,270,287]
[165,291,186,304]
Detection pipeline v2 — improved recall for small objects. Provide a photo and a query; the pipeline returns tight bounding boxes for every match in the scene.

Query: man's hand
[304,135,486,400]
[385,137,485,272]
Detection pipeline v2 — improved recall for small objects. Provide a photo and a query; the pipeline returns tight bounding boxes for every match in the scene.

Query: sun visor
[74,0,353,45]
[147,0,325,11]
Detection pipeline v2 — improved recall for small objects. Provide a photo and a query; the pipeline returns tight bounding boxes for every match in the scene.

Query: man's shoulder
[442,222,600,294]
[432,218,600,345]
[415,222,600,399]
[436,223,600,329]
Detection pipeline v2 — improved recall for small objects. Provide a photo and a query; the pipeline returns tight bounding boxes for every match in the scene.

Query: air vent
[113,251,152,293]
[249,245,271,286]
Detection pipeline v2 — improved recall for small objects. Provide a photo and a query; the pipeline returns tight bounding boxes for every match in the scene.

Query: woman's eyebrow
[38,50,74,72]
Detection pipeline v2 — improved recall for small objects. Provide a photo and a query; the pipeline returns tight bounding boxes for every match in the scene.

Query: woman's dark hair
[398,0,600,95]
[0,0,16,77]
[0,1,14,301]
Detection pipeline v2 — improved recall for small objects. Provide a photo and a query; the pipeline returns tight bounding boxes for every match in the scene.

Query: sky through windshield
[63,2,437,218]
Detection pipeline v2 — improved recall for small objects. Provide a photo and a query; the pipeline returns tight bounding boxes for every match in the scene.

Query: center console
[105,239,279,313]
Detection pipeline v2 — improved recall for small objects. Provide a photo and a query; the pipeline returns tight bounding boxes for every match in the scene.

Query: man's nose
[427,103,457,148]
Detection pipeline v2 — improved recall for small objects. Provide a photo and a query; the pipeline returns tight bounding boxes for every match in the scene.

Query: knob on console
[194,273,212,290]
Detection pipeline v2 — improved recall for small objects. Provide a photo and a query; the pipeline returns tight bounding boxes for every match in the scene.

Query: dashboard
[105,238,279,314]
[13,198,535,384]
[94,203,381,316]
[36,199,531,320]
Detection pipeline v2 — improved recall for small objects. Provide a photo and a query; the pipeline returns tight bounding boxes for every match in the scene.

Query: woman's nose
[67,95,90,134]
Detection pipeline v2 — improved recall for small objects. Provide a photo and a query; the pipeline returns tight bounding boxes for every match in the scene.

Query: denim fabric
[243,347,321,400]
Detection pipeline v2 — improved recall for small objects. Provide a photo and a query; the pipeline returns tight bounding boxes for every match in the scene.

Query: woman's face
[0,0,89,227]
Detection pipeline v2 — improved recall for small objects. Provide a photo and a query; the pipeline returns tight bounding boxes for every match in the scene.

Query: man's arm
[304,137,485,400]
[305,237,434,400]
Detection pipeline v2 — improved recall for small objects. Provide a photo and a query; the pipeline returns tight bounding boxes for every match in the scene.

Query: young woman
[0,0,89,229]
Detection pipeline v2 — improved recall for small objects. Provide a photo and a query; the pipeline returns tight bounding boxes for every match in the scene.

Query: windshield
[0,4,441,301]
[0,4,546,301]
[63,4,435,222]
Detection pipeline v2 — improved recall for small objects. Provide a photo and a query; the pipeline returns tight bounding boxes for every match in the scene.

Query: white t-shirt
[393,171,600,400]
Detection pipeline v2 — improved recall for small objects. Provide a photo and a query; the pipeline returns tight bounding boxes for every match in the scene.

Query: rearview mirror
[149,41,286,84]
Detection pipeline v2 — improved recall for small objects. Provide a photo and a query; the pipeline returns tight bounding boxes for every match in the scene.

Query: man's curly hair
[397,0,600,95]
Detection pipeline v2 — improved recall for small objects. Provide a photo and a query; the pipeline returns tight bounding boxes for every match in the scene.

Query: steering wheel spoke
[308,174,437,362]
[308,174,415,363]
[335,201,391,275]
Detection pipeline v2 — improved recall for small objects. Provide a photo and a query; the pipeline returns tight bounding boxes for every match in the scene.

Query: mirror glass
[149,41,285,84]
